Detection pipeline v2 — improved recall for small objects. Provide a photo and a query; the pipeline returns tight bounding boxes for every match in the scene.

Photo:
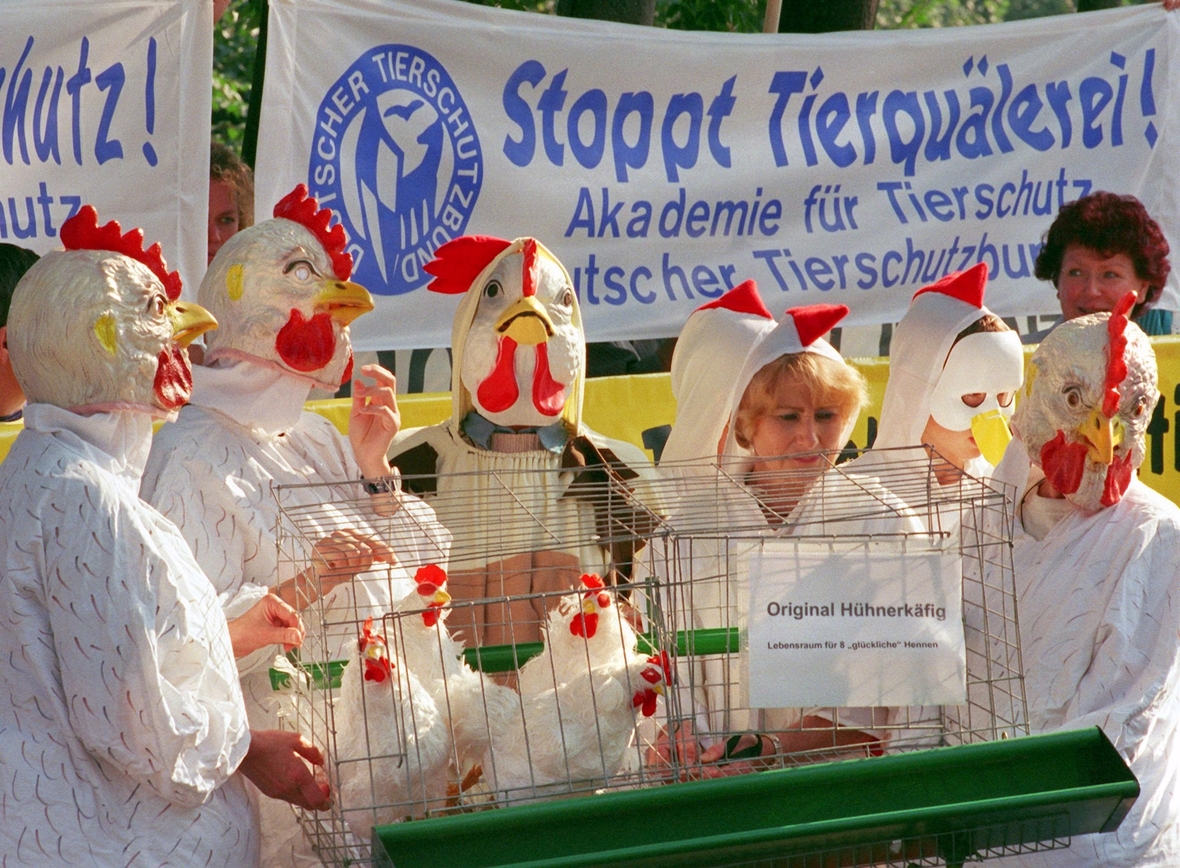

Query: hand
[226,594,304,658]
[1165,0,1180,11]
[313,528,395,585]
[647,722,703,781]
[275,528,394,609]
[697,732,778,778]
[239,730,332,811]
[349,364,400,480]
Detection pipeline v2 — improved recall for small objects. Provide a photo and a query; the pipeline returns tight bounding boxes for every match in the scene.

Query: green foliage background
[211,0,1126,159]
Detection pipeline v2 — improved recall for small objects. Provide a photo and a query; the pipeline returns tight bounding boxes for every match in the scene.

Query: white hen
[482,575,670,801]
[333,617,452,827]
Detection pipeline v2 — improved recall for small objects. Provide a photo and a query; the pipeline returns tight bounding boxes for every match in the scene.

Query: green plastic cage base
[371,727,1137,868]
[269,628,740,686]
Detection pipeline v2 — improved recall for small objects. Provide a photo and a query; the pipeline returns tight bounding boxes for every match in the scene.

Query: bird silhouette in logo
[341,89,450,285]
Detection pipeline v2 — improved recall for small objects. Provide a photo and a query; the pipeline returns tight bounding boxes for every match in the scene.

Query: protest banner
[0,1,213,292]
[257,0,1178,351]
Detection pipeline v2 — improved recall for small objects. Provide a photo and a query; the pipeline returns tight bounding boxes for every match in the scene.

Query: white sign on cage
[746,539,966,708]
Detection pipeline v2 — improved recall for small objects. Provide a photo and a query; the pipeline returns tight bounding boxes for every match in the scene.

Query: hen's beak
[315,280,374,326]
[1076,407,1124,465]
[168,300,218,348]
[495,296,555,346]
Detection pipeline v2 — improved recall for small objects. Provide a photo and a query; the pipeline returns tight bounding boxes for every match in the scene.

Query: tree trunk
[556,0,655,26]
[777,0,879,33]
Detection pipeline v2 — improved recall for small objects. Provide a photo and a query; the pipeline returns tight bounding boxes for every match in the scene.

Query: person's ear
[0,325,9,364]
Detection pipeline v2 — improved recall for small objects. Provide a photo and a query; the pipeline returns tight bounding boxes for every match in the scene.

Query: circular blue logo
[308,45,483,296]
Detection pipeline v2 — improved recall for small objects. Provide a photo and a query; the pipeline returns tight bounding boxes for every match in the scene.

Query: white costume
[142,368,449,868]
[843,262,1024,496]
[660,279,776,469]
[988,305,1180,867]
[0,409,255,866]
[0,211,254,865]
[141,187,452,867]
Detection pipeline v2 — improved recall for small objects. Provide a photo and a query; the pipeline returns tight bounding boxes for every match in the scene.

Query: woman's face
[207,178,240,266]
[747,369,848,477]
[1056,244,1149,321]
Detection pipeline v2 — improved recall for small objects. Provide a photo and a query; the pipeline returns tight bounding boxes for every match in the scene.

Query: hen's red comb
[1102,291,1136,418]
[424,235,513,295]
[415,563,448,595]
[273,184,352,281]
[60,205,182,301]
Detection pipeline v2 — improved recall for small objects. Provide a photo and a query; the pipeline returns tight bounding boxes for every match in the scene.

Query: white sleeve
[47,489,250,808]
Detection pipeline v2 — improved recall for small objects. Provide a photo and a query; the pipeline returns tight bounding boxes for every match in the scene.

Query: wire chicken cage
[270,446,1063,868]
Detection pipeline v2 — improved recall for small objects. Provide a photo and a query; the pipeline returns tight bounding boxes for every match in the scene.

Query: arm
[51,490,250,807]
[349,364,400,480]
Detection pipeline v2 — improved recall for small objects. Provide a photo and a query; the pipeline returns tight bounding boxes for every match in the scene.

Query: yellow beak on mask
[970,409,1013,467]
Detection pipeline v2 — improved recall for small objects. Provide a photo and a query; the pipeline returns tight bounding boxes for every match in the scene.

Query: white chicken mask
[201,184,373,391]
[928,329,1025,466]
[425,236,583,431]
[877,262,1022,468]
[8,207,216,416]
[1014,292,1157,512]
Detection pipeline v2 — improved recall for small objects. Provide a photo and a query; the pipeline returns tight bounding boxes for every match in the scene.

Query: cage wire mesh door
[272,447,1033,868]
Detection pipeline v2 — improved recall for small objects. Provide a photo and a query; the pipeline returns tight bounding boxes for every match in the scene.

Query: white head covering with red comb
[662,280,777,466]
[874,263,1022,461]
[200,185,367,394]
[8,206,202,418]
[720,302,852,461]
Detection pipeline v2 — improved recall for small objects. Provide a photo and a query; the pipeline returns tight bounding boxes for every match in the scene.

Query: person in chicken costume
[857,262,1025,487]
[387,235,660,648]
[141,185,451,867]
[655,295,885,772]
[987,293,1180,867]
[0,207,333,865]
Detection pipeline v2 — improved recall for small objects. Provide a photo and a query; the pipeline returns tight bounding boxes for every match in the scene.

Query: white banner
[0,1,212,294]
[257,0,1180,351]
[746,540,965,708]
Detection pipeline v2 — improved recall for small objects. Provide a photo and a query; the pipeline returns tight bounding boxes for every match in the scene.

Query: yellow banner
[4,338,1180,505]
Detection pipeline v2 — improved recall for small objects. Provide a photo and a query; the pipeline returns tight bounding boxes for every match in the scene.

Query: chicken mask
[201,185,374,391]
[426,236,583,430]
[1013,292,1158,511]
[7,207,215,415]
[876,263,1022,467]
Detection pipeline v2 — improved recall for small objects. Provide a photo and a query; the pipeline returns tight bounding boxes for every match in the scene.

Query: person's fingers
[266,596,303,630]
[358,364,396,388]
[280,626,304,651]
[293,737,325,767]
[699,742,726,764]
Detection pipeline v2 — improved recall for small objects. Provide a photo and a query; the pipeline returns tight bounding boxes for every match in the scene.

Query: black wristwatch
[361,470,399,495]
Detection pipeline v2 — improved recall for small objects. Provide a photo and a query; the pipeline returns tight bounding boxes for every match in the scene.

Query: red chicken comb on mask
[424,235,513,295]
[1102,291,1136,418]
[60,205,183,301]
[273,184,352,281]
